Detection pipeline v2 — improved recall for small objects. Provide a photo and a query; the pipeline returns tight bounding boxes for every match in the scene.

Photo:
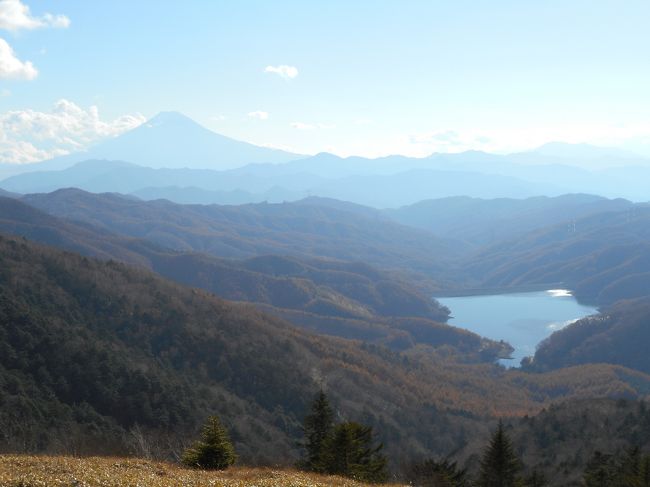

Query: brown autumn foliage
[1,234,650,469]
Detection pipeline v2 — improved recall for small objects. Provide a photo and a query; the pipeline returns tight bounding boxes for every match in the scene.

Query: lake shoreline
[437,290,599,367]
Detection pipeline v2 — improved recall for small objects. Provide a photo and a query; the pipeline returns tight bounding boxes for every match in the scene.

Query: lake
[436,290,598,367]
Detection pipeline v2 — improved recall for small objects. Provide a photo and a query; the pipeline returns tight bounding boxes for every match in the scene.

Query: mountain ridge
[0,111,303,177]
[2,111,650,205]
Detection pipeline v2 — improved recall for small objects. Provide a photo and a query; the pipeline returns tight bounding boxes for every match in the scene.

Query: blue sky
[1,0,650,162]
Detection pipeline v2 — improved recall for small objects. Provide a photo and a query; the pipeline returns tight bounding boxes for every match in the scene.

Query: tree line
[181,391,650,486]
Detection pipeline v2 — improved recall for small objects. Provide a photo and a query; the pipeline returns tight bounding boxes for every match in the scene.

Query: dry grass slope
[0,455,406,487]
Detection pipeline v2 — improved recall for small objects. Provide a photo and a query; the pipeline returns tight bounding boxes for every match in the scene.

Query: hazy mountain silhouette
[5,150,650,206]
[0,112,302,176]
[21,188,465,276]
[0,159,321,197]
[386,194,634,246]
[3,112,650,205]
[0,158,569,206]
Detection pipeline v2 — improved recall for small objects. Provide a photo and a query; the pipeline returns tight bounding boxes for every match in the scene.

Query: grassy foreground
[0,455,405,486]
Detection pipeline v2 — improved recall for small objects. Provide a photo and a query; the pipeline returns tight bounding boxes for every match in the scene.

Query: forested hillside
[502,398,650,485]
[0,197,470,354]
[21,188,464,275]
[528,297,650,374]
[2,235,650,469]
[462,206,650,305]
[386,194,633,246]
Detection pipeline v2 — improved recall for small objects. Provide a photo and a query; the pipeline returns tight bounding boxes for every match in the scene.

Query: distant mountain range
[0,111,302,178]
[2,112,650,206]
[5,154,650,207]
[386,194,635,247]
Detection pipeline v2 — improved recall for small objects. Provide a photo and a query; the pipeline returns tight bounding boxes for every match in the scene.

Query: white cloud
[0,99,145,163]
[0,37,36,79]
[248,110,268,120]
[0,88,9,96]
[0,0,70,31]
[210,114,226,121]
[291,122,314,130]
[264,64,298,80]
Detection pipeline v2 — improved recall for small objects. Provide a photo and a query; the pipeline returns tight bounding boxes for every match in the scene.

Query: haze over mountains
[2,112,650,206]
[0,112,301,178]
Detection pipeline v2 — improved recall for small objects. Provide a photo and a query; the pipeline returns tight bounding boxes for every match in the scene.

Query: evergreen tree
[408,457,468,487]
[617,446,642,486]
[582,448,650,487]
[612,447,650,487]
[181,415,236,470]
[298,390,334,472]
[639,454,650,487]
[476,421,523,487]
[525,469,547,487]
[583,451,615,487]
[319,421,388,483]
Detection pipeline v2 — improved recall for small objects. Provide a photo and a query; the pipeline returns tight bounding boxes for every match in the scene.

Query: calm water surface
[437,290,598,367]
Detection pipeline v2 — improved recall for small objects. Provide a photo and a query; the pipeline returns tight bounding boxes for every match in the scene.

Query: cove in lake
[436,290,598,367]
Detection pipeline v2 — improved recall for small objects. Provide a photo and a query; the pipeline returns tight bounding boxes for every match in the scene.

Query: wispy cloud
[0,0,70,31]
[264,64,298,80]
[290,122,314,130]
[0,99,145,163]
[248,110,269,120]
[0,38,37,79]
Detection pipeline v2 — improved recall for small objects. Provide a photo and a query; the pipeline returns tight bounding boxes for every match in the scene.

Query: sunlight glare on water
[546,289,573,297]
